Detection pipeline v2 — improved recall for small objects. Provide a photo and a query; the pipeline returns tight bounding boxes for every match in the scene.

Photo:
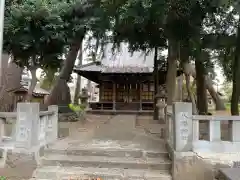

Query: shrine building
[74,61,182,111]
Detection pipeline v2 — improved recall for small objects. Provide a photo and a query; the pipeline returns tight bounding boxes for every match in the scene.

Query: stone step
[33,166,172,180]
[44,147,169,159]
[143,124,166,139]
[41,154,171,171]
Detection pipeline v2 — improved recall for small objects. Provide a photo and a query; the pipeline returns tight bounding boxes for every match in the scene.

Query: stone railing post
[0,117,5,143]
[48,105,58,143]
[15,103,40,149]
[173,102,193,152]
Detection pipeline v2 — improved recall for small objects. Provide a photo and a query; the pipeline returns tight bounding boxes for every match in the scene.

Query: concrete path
[51,114,166,153]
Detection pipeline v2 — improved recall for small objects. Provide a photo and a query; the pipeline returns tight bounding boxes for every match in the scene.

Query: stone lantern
[79,88,89,108]
[156,88,167,122]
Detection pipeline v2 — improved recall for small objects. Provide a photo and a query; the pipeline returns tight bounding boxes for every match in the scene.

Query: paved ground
[0,114,165,180]
[55,114,165,152]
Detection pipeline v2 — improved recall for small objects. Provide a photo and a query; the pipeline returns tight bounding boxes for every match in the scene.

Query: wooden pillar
[139,82,142,111]
[99,82,102,101]
[100,82,103,110]
[113,82,116,110]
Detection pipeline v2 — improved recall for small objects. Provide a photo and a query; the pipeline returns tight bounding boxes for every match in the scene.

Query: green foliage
[0,176,6,180]
[4,0,65,69]
[106,0,167,51]
[225,103,240,111]
[4,0,110,69]
[222,81,233,101]
[69,103,86,112]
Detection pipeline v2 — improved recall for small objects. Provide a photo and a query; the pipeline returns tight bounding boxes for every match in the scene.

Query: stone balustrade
[162,102,240,153]
[160,102,240,180]
[0,103,58,151]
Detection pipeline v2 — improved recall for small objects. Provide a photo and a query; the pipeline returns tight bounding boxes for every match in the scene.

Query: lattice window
[101,91,113,101]
[141,83,153,101]
[143,83,149,92]
[101,82,113,101]
[142,91,153,100]
[116,84,124,101]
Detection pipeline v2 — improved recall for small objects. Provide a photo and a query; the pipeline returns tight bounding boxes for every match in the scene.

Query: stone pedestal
[173,102,192,152]
[15,103,40,149]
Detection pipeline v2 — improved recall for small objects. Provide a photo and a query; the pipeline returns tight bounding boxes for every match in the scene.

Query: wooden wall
[99,81,154,102]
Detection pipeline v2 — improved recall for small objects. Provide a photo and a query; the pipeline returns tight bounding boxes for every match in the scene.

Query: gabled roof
[74,61,154,74]
[76,61,102,72]
[9,84,49,97]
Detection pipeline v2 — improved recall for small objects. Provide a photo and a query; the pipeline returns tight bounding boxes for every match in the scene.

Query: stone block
[58,128,69,138]
[59,113,79,122]
[172,151,236,180]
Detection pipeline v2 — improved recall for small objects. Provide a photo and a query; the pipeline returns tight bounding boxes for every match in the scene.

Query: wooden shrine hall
[74,61,182,111]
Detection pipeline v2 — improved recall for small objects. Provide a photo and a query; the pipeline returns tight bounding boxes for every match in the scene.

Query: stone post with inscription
[173,102,193,152]
[15,103,40,149]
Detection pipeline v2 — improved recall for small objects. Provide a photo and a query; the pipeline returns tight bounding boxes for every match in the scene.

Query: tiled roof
[28,84,49,95]
[102,66,152,73]
[77,62,102,72]
[10,84,49,96]
[74,62,153,73]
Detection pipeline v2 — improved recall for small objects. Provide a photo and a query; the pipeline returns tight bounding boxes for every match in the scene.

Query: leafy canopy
[4,0,66,69]
[4,0,110,70]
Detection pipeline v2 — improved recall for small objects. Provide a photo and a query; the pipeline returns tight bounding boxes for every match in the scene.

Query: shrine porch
[89,102,154,111]
[86,109,154,115]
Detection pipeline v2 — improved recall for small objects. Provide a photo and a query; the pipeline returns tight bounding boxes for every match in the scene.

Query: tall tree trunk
[40,69,56,91]
[166,40,178,105]
[73,42,83,104]
[46,39,83,105]
[185,74,198,114]
[231,23,240,115]
[206,78,225,110]
[176,75,183,101]
[183,63,226,110]
[195,56,208,114]
[26,68,37,102]
[87,38,100,102]
[153,47,159,120]
[0,54,23,111]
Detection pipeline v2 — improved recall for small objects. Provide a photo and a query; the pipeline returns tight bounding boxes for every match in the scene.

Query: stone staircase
[31,139,172,180]
[31,114,172,180]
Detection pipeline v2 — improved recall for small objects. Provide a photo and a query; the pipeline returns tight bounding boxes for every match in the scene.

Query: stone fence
[0,103,58,151]
[161,102,240,180]
[164,102,240,153]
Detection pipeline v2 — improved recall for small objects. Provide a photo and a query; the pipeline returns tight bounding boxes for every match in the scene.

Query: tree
[40,68,57,90]
[46,0,110,105]
[101,0,167,119]
[73,45,83,105]
[222,80,232,101]
[178,1,238,112]
[231,22,240,115]
[4,0,64,101]
[103,0,226,113]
